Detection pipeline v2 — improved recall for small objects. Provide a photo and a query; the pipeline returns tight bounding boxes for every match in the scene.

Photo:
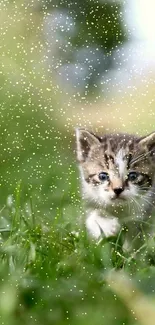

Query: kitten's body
[76,129,155,248]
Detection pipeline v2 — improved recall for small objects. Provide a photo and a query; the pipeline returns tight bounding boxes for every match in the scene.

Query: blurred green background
[1,1,155,324]
[0,0,128,224]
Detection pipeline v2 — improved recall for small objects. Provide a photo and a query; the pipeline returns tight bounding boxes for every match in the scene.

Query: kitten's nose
[113,187,124,196]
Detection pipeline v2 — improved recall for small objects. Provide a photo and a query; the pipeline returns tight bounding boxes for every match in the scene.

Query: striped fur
[76,128,155,247]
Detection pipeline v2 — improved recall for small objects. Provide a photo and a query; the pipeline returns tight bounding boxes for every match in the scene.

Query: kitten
[76,128,155,247]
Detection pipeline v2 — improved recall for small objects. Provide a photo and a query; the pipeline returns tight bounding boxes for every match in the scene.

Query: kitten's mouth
[107,197,128,210]
[111,195,126,202]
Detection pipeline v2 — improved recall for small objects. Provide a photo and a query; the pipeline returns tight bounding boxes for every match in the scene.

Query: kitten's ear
[139,132,155,157]
[75,128,100,162]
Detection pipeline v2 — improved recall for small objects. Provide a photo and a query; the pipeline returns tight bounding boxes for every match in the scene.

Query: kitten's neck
[85,197,148,223]
[85,200,129,219]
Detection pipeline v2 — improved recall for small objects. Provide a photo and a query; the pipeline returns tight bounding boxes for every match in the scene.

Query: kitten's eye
[128,171,139,182]
[99,172,109,182]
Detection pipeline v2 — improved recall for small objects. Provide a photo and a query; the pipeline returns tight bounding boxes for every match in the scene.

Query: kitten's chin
[111,197,126,203]
[109,192,125,200]
[109,197,127,207]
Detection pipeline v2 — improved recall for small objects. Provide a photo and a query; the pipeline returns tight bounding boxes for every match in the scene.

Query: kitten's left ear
[139,132,155,157]
[75,128,100,162]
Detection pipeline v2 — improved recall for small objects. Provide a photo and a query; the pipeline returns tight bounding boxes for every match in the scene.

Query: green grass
[0,183,155,325]
[1,83,155,325]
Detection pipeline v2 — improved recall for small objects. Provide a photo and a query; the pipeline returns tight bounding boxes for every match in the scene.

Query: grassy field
[1,2,155,325]
[1,170,155,325]
[1,86,155,325]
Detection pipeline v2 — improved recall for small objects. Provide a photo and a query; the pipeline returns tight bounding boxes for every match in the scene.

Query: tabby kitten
[76,128,155,245]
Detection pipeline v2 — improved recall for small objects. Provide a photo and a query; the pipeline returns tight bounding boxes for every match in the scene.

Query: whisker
[140,189,155,203]
[141,196,154,208]
[121,199,139,224]
[131,149,153,165]
[127,198,132,216]
[140,190,155,197]
[130,196,141,217]
[133,197,143,215]
[139,187,152,191]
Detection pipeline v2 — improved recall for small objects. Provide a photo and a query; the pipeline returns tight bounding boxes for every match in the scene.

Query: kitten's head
[76,128,155,207]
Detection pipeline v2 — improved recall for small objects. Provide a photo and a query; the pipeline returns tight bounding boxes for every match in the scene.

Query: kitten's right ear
[75,128,100,162]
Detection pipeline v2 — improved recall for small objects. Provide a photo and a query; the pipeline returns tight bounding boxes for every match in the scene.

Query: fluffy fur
[76,128,155,248]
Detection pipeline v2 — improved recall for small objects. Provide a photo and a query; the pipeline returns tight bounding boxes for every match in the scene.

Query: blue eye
[99,172,109,182]
[128,171,139,182]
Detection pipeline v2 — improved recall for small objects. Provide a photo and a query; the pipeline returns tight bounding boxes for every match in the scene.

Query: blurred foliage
[41,0,126,50]
[38,0,127,95]
[0,198,155,325]
[0,0,79,220]
[0,2,155,325]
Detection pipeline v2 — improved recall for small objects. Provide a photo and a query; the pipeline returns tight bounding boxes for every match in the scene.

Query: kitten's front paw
[101,218,121,238]
[86,219,102,239]
[86,213,121,239]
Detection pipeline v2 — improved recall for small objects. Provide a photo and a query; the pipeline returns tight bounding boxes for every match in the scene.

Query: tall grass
[1,188,155,325]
